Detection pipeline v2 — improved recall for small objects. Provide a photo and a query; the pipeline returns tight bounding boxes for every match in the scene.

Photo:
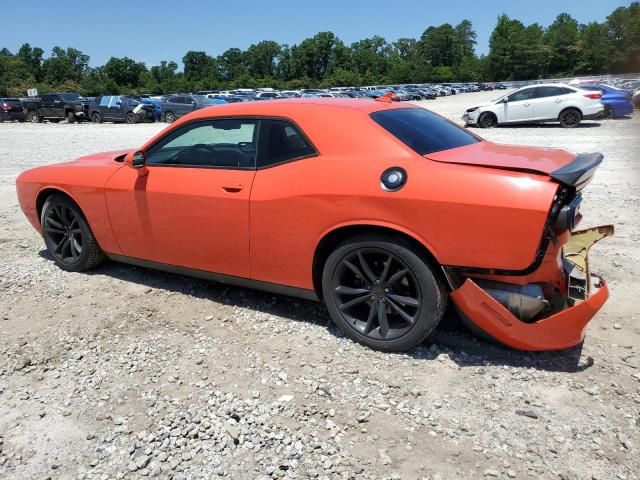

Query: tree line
[0,3,638,97]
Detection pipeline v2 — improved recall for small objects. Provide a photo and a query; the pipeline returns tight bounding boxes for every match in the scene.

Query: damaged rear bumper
[449,225,614,351]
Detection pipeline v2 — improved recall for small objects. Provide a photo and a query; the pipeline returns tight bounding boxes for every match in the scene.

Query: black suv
[89,96,155,124]
[25,92,88,123]
[0,98,26,122]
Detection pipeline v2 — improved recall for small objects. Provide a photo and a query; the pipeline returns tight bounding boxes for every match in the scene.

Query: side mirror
[124,150,148,176]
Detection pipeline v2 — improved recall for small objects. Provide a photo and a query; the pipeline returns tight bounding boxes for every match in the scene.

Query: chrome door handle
[524,102,531,107]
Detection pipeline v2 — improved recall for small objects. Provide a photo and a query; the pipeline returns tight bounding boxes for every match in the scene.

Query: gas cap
[380,167,407,192]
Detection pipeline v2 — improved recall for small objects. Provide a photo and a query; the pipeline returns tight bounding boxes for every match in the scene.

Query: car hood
[67,149,132,166]
[467,101,497,109]
[425,141,576,175]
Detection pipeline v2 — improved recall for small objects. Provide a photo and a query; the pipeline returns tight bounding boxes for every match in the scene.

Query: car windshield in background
[371,108,480,155]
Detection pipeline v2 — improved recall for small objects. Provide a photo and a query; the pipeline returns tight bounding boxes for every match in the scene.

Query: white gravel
[0,92,639,480]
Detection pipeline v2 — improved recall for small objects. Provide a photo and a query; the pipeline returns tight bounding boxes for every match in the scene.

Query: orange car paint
[450,276,609,351]
[16,99,611,351]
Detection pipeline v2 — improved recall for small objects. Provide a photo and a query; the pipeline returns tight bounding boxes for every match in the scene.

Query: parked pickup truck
[24,92,89,123]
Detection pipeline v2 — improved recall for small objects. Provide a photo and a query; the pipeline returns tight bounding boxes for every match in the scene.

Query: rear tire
[558,108,582,128]
[41,194,104,272]
[28,111,42,123]
[602,106,613,119]
[164,111,175,123]
[125,112,137,124]
[322,234,447,352]
[478,112,498,128]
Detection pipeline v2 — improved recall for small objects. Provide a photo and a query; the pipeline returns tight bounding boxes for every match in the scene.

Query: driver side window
[146,119,258,169]
[507,89,535,102]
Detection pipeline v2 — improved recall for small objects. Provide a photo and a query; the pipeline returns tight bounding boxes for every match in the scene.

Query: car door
[104,118,259,277]
[180,96,197,117]
[107,95,124,121]
[97,96,111,119]
[502,87,536,123]
[40,94,56,117]
[530,86,570,121]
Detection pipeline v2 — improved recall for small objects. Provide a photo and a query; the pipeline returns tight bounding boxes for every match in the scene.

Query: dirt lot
[1,91,639,480]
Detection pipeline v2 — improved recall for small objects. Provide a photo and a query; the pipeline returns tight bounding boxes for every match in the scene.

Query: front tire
[559,108,582,128]
[66,112,76,124]
[91,112,102,123]
[478,112,498,128]
[322,234,446,352]
[41,194,104,272]
[125,112,137,124]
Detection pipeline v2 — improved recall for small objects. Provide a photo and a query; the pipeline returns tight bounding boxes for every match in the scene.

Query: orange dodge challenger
[16,98,613,352]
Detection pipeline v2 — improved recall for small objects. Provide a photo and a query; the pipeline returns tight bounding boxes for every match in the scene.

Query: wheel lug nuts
[384,288,389,293]
[375,279,381,285]
[381,298,386,303]
[370,295,376,301]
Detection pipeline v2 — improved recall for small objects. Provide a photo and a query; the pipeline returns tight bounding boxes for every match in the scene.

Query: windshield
[371,108,481,155]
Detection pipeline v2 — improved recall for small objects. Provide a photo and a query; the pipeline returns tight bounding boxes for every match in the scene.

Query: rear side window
[258,119,316,168]
[99,96,111,106]
[371,108,480,155]
[536,86,573,98]
[41,94,55,102]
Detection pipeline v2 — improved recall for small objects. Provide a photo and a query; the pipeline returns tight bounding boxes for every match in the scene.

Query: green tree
[42,46,89,85]
[245,41,281,78]
[544,13,580,75]
[103,56,147,89]
[607,2,640,71]
[17,43,44,81]
[576,22,613,74]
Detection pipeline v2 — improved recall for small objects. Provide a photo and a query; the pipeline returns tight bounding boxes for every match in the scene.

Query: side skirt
[105,253,319,302]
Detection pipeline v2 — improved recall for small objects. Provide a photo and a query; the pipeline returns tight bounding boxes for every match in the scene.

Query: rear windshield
[1,99,22,105]
[371,108,480,155]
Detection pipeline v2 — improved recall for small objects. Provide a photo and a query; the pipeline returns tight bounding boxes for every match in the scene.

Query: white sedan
[462,83,604,128]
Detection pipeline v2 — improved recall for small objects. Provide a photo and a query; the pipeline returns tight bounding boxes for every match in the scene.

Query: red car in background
[16,98,613,352]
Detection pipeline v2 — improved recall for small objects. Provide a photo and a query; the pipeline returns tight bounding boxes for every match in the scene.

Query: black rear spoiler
[550,152,603,189]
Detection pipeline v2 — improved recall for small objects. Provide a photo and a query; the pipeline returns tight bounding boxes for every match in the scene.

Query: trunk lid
[425,141,602,189]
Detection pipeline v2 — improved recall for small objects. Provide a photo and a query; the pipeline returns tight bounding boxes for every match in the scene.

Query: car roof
[519,83,573,88]
[183,97,413,121]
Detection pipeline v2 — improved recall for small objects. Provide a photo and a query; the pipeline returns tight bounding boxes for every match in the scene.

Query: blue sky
[0,0,631,67]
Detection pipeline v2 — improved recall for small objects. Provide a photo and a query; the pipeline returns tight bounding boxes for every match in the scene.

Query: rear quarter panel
[249,107,558,290]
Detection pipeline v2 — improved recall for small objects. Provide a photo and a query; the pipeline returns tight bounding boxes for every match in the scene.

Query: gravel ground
[1,91,639,480]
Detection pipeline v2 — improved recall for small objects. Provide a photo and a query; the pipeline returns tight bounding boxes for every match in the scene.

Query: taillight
[0,103,10,110]
[584,93,602,100]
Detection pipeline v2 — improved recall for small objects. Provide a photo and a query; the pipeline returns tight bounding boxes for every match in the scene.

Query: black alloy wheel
[478,112,497,128]
[559,108,582,128]
[41,194,104,272]
[322,235,446,351]
[91,112,102,123]
[125,112,136,124]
